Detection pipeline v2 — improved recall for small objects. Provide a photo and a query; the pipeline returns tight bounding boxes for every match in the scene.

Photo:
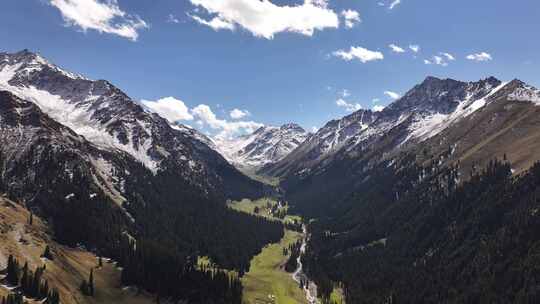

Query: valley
[229,198,308,304]
[1,49,540,304]
[229,197,344,304]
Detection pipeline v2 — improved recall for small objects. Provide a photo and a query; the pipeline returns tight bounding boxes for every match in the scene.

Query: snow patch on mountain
[0,62,159,171]
[404,81,508,143]
[215,123,308,168]
[508,84,540,105]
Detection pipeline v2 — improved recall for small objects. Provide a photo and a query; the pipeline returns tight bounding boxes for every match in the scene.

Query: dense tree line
[115,237,242,303]
[121,167,284,273]
[3,255,60,304]
[284,240,302,273]
[302,158,540,303]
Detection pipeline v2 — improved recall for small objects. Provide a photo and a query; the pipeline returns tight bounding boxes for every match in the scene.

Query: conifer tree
[42,245,53,260]
[6,255,19,286]
[89,268,95,296]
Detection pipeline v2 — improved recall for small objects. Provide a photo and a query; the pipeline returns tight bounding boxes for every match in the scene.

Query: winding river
[292,225,319,304]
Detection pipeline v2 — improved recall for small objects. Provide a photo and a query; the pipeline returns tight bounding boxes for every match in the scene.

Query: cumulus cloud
[188,0,339,39]
[409,44,420,53]
[466,52,493,62]
[141,97,194,122]
[341,9,361,29]
[142,97,261,139]
[333,46,384,63]
[389,43,405,53]
[373,105,385,112]
[192,104,263,139]
[230,108,251,119]
[433,56,447,66]
[49,0,148,41]
[425,54,451,66]
[384,91,401,99]
[336,98,362,112]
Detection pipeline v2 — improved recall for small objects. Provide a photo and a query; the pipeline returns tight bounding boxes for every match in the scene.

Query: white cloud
[425,55,450,66]
[189,14,235,31]
[372,98,380,103]
[141,97,194,122]
[333,46,384,63]
[384,91,400,99]
[188,0,339,39]
[142,97,262,139]
[389,0,401,9]
[409,44,420,53]
[336,98,362,112]
[341,89,351,98]
[466,52,493,62]
[433,55,447,66]
[49,0,148,41]
[311,126,319,133]
[440,52,455,61]
[167,14,180,24]
[230,108,251,119]
[389,43,405,53]
[341,9,361,29]
[373,105,385,112]
[192,104,263,139]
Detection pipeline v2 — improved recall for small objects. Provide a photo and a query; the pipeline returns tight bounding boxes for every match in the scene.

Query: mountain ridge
[0,49,265,200]
[215,122,309,170]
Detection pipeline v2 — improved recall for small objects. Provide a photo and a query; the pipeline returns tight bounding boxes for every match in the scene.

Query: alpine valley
[1,49,540,304]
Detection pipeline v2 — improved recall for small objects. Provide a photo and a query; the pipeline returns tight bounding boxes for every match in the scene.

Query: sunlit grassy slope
[241,229,306,304]
[229,197,307,304]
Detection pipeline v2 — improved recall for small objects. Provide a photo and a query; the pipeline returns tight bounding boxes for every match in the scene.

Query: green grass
[228,198,280,219]
[230,198,307,303]
[329,287,345,304]
[229,198,303,225]
[241,229,307,304]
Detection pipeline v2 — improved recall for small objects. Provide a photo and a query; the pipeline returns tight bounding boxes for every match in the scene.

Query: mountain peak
[280,123,305,132]
[215,122,309,169]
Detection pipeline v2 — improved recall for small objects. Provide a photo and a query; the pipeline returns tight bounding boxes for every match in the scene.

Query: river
[292,225,319,304]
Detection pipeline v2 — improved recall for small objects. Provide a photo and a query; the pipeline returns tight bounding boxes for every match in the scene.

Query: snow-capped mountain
[215,123,308,169]
[271,76,540,220]
[265,76,540,179]
[0,50,264,200]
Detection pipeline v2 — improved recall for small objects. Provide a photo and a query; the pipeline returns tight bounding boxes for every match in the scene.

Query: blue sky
[1,0,539,138]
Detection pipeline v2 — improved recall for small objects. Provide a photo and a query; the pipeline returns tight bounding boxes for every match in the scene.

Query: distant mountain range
[214,123,308,170]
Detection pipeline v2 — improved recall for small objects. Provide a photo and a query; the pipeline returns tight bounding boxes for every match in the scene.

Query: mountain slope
[215,123,308,170]
[0,195,154,304]
[264,76,507,178]
[0,51,286,303]
[276,76,540,216]
[0,49,263,200]
[276,76,540,303]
